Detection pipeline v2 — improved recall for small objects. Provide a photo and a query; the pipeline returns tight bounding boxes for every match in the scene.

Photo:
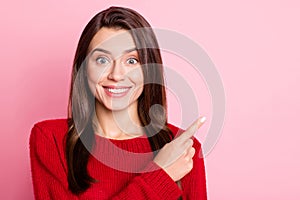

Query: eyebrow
[90,47,137,55]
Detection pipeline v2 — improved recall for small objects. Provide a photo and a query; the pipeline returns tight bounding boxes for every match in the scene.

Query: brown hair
[66,6,173,194]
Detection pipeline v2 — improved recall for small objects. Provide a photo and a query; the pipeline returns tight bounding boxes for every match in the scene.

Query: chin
[102,100,137,111]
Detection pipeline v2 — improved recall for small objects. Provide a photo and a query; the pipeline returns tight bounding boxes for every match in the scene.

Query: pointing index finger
[174,116,206,143]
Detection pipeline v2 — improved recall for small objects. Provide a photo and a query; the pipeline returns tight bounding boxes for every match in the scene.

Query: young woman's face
[86,27,144,111]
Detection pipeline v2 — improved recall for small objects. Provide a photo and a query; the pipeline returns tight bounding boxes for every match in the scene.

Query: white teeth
[107,88,129,94]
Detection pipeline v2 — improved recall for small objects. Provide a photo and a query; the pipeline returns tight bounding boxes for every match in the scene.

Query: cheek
[86,64,107,95]
[87,61,109,82]
[129,67,144,86]
[87,69,98,84]
[130,67,144,100]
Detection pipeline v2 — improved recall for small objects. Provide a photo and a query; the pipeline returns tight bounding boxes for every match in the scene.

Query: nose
[107,59,125,81]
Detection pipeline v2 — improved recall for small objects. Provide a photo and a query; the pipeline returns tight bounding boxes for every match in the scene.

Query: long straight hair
[65,6,174,194]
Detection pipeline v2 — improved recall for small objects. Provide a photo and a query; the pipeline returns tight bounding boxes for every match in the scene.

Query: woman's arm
[30,124,79,200]
[110,162,183,200]
[111,119,207,200]
[181,137,207,200]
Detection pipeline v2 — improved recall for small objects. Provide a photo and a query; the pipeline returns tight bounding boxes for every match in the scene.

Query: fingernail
[199,116,206,123]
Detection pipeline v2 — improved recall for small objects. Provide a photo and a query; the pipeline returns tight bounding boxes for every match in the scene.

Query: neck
[93,101,144,140]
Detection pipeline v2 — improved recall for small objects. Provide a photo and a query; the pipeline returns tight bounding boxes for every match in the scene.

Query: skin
[154,116,206,181]
[86,27,206,181]
[87,27,144,139]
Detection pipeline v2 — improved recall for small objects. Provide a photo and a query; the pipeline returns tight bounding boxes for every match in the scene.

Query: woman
[30,6,207,200]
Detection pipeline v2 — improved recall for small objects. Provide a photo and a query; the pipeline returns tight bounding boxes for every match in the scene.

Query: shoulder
[30,118,69,148]
[33,118,68,131]
[31,118,68,136]
[29,119,69,182]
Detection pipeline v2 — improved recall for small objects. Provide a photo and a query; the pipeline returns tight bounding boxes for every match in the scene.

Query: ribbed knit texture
[29,119,207,200]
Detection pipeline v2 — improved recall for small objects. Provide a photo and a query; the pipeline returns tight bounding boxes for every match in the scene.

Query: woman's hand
[153,116,206,182]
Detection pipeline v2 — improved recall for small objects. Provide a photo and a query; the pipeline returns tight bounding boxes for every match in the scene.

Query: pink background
[1,0,299,199]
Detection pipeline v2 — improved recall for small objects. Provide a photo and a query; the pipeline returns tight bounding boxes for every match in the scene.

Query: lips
[103,85,132,97]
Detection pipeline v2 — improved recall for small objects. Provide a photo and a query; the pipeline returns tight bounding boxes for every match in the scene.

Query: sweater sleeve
[111,162,183,200]
[181,137,207,200]
[29,124,78,200]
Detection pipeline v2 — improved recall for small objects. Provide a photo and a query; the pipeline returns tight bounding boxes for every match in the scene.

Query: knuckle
[187,162,193,171]
[190,147,196,156]
[183,149,188,156]
[188,138,194,146]
[184,155,190,162]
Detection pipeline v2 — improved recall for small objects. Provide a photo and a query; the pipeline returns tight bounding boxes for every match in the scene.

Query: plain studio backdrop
[0,0,299,199]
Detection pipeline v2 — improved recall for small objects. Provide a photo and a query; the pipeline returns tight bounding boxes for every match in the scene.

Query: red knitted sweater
[29,119,207,200]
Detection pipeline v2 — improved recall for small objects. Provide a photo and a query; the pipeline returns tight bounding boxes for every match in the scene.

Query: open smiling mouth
[103,86,132,97]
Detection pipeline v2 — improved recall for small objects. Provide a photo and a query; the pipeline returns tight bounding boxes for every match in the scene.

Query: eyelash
[126,57,139,65]
[95,56,139,65]
[96,56,110,65]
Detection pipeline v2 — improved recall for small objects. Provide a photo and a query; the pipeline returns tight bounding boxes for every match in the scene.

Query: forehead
[88,27,136,57]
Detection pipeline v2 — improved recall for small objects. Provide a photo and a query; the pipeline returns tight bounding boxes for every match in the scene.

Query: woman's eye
[126,58,139,65]
[96,57,110,65]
